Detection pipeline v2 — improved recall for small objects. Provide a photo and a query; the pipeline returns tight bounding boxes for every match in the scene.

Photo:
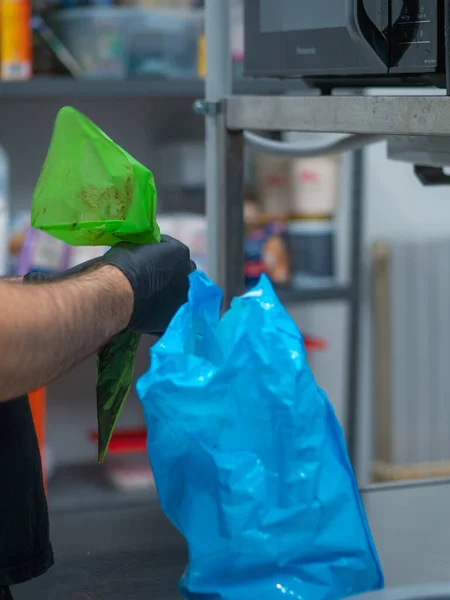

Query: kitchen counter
[14,502,188,600]
[15,480,450,596]
[15,548,186,600]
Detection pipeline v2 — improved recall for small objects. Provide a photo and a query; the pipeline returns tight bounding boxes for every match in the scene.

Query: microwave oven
[244,0,447,90]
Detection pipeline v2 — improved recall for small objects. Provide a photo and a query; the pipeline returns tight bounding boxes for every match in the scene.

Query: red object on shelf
[304,335,327,352]
[89,428,147,454]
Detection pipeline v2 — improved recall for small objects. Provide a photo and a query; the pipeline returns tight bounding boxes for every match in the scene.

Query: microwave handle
[345,0,389,68]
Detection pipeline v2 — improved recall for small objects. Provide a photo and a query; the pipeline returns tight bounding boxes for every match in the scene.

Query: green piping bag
[32,106,160,461]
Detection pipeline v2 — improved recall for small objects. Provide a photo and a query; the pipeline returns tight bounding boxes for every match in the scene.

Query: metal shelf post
[203,12,368,469]
[347,149,364,464]
[203,1,244,306]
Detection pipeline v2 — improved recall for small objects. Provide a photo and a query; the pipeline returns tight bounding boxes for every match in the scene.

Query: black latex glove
[25,235,195,335]
[103,235,195,334]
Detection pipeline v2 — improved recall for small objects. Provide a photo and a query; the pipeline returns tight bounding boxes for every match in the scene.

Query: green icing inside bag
[32,106,160,462]
[96,331,142,462]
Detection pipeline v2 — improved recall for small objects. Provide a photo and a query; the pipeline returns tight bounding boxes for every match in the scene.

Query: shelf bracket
[193,99,223,117]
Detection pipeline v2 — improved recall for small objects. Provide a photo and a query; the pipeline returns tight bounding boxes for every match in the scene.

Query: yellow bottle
[197,32,206,78]
[1,0,32,81]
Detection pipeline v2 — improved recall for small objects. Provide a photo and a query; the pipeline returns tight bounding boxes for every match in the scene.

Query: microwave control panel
[390,0,438,71]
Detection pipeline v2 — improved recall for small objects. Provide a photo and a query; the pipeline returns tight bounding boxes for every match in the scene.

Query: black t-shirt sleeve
[0,396,53,586]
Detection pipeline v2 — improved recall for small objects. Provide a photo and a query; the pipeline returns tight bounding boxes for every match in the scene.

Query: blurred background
[2,2,450,586]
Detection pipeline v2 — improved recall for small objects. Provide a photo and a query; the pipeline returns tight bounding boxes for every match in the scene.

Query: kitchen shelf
[225,94,450,136]
[0,76,308,100]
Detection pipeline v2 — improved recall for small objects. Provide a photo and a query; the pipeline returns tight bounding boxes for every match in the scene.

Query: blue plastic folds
[137,271,384,600]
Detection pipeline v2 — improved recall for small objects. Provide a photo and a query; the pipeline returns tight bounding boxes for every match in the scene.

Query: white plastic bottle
[0,143,9,276]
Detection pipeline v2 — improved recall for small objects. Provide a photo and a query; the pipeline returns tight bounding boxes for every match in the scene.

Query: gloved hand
[25,235,195,335]
[103,235,195,334]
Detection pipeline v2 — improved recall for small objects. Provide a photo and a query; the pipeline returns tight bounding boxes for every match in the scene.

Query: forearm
[0,266,133,402]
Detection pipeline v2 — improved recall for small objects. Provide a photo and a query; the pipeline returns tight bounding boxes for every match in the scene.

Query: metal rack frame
[199,2,450,587]
[200,1,450,472]
[214,92,450,469]
[201,2,365,466]
[225,94,450,135]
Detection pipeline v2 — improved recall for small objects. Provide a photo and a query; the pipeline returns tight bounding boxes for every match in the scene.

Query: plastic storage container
[128,9,203,77]
[254,154,291,220]
[47,7,203,79]
[47,8,127,78]
[351,585,450,599]
[286,219,336,288]
[289,155,341,219]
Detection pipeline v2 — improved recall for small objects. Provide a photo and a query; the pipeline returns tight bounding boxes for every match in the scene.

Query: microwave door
[347,0,389,68]
[390,0,420,68]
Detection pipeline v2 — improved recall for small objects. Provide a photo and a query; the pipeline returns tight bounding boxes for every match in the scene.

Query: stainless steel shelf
[0,76,307,99]
[277,285,351,304]
[226,94,450,136]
